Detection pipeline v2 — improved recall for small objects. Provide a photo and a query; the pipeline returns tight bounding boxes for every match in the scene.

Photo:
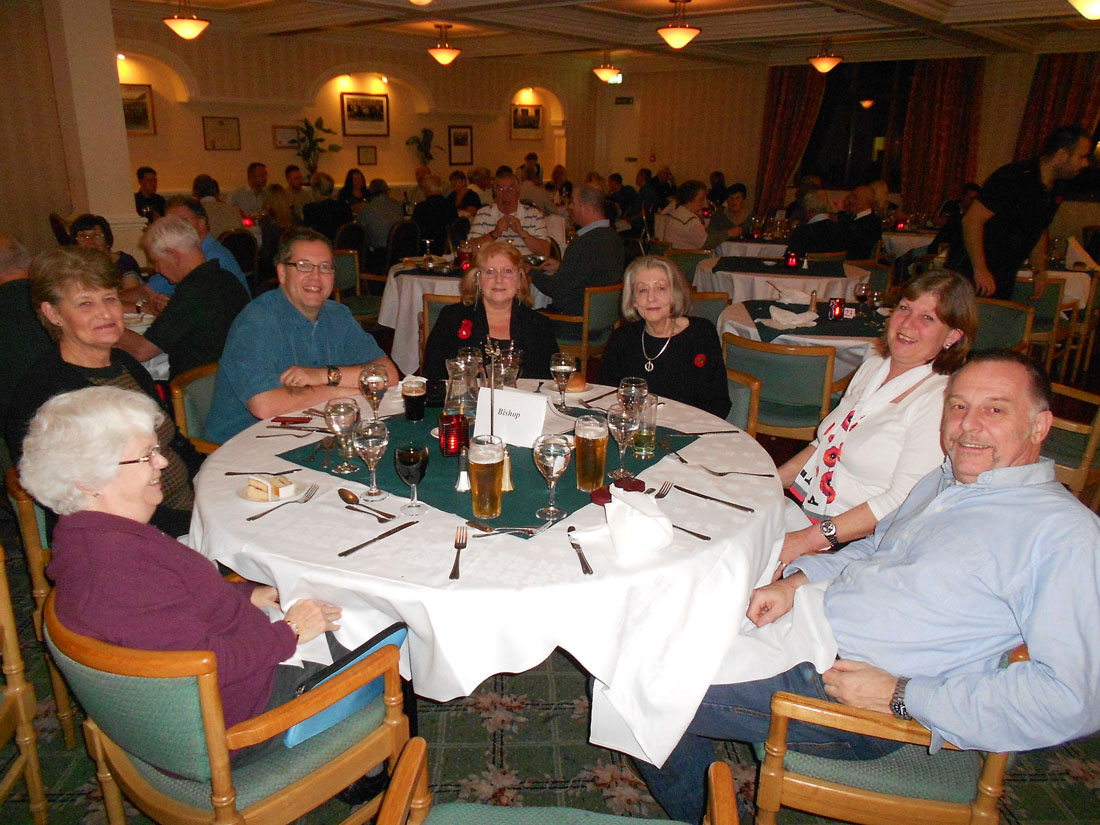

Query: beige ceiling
[120,0,1100,67]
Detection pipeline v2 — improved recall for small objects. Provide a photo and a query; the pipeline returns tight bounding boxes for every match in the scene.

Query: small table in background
[695,257,870,304]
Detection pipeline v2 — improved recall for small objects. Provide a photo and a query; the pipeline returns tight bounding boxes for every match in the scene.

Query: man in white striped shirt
[468,170,551,258]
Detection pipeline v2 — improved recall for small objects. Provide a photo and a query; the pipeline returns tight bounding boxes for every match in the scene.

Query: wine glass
[324,397,361,475]
[871,290,886,313]
[617,377,648,411]
[353,419,390,501]
[359,364,389,420]
[532,434,572,521]
[394,442,430,516]
[550,353,577,411]
[606,402,639,480]
[854,283,870,314]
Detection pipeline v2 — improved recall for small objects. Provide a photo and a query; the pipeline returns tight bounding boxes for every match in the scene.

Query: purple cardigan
[49,510,297,729]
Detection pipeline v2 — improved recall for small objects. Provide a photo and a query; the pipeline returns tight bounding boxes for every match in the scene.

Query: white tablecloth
[695,258,869,304]
[1017,269,1094,309]
[719,304,876,382]
[546,213,568,253]
[880,231,936,258]
[125,314,170,381]
[188,382,788,766]
[714,241,788,259]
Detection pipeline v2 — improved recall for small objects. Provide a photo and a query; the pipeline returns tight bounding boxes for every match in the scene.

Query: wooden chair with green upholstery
[5,466,77,749]
[722,333,836,441]
[1041,383,1100,510]
[974,298,1034,353]
[170,362,221,454]
[419,293,463,371]
[691,291,731,327]
[377,736,738,825]
[0,540,49,825]
[219,229,260,293]
[1011,278,1071,377]
[755,645,1029,825]
[726,368,760,437]
[543,284,623,381]
[334,249,383,325]
[666,248,712,287]
[44,591,410,825]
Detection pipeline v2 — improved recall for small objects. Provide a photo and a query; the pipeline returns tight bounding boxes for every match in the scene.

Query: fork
[246,483,319,521]
[655,481,673,499]
[660,440,775,478]
[449,526,467,580]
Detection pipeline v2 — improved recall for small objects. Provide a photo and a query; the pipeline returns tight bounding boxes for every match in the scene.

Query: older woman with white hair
[599,256,730,418]
[20,385,343,764]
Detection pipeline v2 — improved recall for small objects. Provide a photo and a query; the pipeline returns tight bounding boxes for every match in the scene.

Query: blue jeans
[634,662,902,824]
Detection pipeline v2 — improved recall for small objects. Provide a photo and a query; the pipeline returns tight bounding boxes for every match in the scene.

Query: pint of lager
[574,415,609,492]
[469,435,505,519]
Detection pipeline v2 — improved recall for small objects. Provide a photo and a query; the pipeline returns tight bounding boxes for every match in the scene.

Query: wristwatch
[326,365,342,387]
[820,518,840,549]
[890,677,912,720]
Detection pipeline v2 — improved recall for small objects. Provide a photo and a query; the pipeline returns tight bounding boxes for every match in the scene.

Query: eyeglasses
[495,186,518,194]
[76,230,105,241]
[481,267,519,280]
[118,445,162,466]
[289,260,336,275]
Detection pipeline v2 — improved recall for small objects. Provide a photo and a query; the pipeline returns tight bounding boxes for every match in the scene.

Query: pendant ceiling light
[409,0,434,6]
[808,39,843,73]
[1067,0,1100,18]
[593,52,621,82]
[428,23,461,65]
[657,0,700,50]
[163,0,210,40]
[859,99,875,109]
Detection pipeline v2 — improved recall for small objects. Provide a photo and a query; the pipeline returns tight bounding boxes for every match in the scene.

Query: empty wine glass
[359,364,389,420]
[353,419,390,500]
[550,352,578,411]
[606,402,639,480]
[532,434,572,521]
[617,377,648,411]
[394,442,430,516]
[871,290,886,313]
[324,397,361,475]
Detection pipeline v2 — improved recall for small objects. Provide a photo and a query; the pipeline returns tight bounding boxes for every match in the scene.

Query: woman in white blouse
[775,271,977,574]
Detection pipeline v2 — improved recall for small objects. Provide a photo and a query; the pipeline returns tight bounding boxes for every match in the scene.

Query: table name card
[473,387,547,448]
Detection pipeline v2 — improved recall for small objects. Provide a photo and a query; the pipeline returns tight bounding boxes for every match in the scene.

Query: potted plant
[406,128,443,170]
[291,117,341,176]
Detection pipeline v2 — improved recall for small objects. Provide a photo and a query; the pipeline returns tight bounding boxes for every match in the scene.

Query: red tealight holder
[438,414,469,457]
[242,216,254,227]
[785,251,798,267]
[828,298,845,320]
[895,220,905,231]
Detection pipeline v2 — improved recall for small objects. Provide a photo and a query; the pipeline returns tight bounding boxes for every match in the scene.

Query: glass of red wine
[394,442,430,516]
[854,283,870,315]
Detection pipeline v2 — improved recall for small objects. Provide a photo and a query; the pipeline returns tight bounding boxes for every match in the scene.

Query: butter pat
[244,475,295,502]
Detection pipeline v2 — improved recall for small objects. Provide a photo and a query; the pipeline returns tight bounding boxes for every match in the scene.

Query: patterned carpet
[1,512,1099,824]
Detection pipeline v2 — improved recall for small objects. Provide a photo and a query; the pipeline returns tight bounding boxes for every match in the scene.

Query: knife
[663,430,739,437]
[672,484,754,513]
[580,388,618,409]
[566,526,594,575]
[266,424,330,433]
[338,521,418,557]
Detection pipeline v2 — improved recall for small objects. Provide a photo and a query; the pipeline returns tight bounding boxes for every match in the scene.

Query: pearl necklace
[641,324,673,372]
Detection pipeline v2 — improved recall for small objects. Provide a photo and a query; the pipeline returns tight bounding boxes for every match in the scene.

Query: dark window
[799,61,916,191]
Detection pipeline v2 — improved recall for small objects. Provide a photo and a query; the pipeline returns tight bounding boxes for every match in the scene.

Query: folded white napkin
[775,287,812,304]
[1066,236,1099,271]
[570,486,674,563]
[762,306,817,330]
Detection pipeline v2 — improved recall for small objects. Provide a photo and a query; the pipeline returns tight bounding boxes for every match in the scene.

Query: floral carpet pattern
[1,519,1099,824]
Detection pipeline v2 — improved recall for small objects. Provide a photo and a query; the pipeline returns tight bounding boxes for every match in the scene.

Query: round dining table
[714,240,788,259]
[188,380,785,766]
[880,230,937,258]
[694,257,870,304]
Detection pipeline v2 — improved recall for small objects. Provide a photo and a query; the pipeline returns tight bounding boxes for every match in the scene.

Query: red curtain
[754,66,827,217]
[1014,52,1100,161]
[899,58,983,216]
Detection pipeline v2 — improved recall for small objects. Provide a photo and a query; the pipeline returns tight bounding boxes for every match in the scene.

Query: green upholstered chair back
[387,220,421,270]
[585,285,623,346]
[171,364,218,442]
[726,368,760,436]
[218,230,258,279]
[975,298,1034,352]
[334,222,367,260]
[43,621,213,781]
[723,334,833,432]
[333,249,361,293]
[666,250,710,286]
[1011,278,1065,332]
[690,293,730,328]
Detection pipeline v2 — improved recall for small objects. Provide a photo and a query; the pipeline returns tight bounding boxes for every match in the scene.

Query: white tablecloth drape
[188,383,802,766]
[880,231,936,258]
[714,241,788,259]
[695,258,869,304]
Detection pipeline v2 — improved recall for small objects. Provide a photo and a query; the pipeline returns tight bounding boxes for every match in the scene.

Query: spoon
[337,488,397,520]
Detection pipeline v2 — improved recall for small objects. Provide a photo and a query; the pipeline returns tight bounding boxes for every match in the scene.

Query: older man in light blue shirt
[637,350,1100,824]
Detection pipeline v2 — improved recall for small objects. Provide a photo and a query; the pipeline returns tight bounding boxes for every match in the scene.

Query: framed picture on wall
[203,117,241,150]
[272,125,300,149]
[510,105,542,140]
[358,146,378,165]
[341,92,389,137]
[448,126,473,165]
[120,84,155,135]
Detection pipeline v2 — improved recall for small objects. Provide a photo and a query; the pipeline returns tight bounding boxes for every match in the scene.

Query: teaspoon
[337,488,397,520]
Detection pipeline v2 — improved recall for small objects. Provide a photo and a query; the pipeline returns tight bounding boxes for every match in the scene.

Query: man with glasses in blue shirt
[207,228,397,442]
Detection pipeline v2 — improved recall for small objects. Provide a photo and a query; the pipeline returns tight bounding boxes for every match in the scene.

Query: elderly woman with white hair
[599,256,730,418]
[20,386,343,764]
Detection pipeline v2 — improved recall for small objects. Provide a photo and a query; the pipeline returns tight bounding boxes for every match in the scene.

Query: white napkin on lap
[775,287,812,304]
[762,306,817,330]
[1066,237,1099,271]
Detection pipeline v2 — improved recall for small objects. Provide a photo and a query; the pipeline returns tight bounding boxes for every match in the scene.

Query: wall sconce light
[657,0,700,49]
[593,52,621,82]
[428,23,461,65]
[859,99,875,109]
[808,39,842,73]
[162,0,210,39]
[409,0,433,5]
[1067,0,1100,19]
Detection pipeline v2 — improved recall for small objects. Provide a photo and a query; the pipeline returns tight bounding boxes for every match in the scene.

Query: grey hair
[19,386,165,515]
[802,188,830,215]
[142,215,201,259]
[311,172,335,197]
[621,256,692,322]
[574,184,606,213]
[0,233,30,275]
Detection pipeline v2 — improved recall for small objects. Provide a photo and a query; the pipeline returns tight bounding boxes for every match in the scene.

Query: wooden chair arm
[769,691,947,749]
[226,644,401,750]
[190,438,220,455]
[830,372,853,395]
[541,312,583,324]
[705,761,738,825]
